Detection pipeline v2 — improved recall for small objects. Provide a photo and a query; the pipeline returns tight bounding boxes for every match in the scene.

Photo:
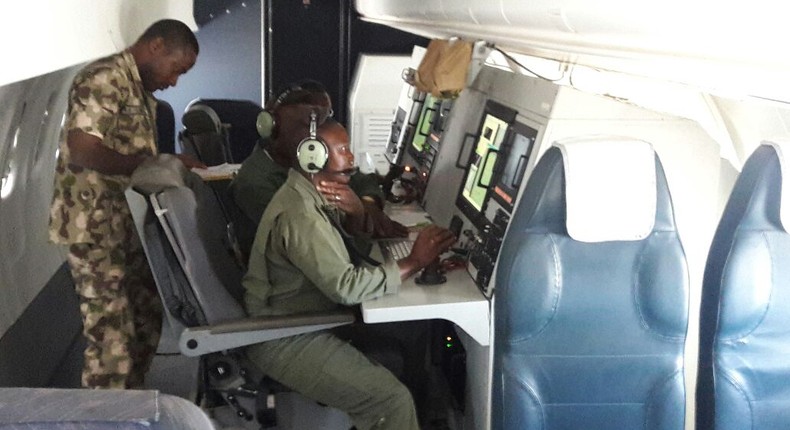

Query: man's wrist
[361,195,383,209]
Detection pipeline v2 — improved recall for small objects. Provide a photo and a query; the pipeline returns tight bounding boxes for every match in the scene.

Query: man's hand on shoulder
[317,180,365,217]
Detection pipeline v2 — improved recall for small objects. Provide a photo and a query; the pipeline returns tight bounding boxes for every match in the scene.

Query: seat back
[127,155,245,331]
[126,155,246,336]
[156,98,176,154]
[154,181,247,325]
[696,142,790,429]
[186,98,264,162]
[0,388,215,430]
[492,139,689,430]
[180,104,234,165]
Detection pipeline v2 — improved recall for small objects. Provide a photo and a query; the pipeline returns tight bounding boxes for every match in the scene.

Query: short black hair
[268,86,327,110]
[139,19,199,55]
[318,117,339,129]
[296,79,327,95]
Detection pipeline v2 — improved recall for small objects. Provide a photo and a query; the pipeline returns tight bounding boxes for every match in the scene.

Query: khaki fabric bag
[414,38,473,98]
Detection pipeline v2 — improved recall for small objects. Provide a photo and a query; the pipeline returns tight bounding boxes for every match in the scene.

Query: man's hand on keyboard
[397,225,456,280]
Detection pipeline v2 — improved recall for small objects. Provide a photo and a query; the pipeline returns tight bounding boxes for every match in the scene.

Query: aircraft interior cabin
[3,1,790,429]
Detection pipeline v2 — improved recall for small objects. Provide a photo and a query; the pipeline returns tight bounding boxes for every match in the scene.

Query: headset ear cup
[297,137,328,173]
[256,110,276,139]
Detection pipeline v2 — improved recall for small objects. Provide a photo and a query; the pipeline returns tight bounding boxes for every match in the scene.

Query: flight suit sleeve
[349,172,385,207]
[231,175,275,227]
[276,211,401,305]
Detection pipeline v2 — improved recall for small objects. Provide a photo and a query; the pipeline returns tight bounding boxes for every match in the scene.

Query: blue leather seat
[491,142,689,429]
[696,142,790,429]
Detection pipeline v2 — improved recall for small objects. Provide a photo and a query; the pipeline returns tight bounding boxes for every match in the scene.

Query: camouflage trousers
[67,235,163,389]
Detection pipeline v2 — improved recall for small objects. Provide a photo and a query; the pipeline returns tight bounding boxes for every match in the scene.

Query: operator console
[450,101,537,297]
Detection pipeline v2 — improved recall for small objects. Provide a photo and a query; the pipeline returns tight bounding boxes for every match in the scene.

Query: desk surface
[361,202,491,346]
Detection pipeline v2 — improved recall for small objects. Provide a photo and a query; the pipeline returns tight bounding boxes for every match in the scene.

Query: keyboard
[378,239,414,260]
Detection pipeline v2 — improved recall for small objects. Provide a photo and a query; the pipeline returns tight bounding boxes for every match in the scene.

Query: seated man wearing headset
[229,81,406,262]
[243,111,455,430]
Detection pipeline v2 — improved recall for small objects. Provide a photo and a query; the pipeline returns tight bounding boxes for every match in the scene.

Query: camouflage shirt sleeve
[68,66,125,140]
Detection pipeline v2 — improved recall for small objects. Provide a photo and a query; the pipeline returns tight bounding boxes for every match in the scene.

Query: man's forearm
[67,130,148,176]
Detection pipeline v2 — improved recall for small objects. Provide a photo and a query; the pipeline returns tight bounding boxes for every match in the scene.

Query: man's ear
[148,36,166,55]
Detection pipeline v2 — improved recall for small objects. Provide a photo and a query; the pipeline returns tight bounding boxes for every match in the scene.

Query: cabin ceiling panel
[1,1,196,87]
[193,0,248,26]
[354,0,790,100]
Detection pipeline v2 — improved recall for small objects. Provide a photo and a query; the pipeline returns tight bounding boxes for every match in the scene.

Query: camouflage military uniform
[49,50,163,389]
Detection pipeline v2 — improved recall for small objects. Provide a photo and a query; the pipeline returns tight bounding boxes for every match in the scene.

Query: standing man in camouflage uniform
[49,19,203,389]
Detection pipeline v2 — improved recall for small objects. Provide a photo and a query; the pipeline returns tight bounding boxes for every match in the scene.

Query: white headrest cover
[554,136,656,243]
[762,140,790,232]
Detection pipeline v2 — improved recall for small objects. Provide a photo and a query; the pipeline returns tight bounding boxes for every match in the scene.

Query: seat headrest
[130,154,193,194]
[761,140,790,232]
[182,104,222,134]
[554,136,657,242]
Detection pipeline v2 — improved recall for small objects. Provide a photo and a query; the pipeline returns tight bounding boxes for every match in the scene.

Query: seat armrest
[179,309,356,356]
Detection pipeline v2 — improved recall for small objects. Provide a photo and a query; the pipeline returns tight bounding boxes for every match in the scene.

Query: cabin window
[0,126,19,199]
[31,92,60,168]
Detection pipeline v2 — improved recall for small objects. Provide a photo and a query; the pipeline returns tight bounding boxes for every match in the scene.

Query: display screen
[429,98,454,141]
[384,107,407,164]
[492,122,538,211]
[455,101,517,230]
[459,114,509,211]
[410,94,436,154]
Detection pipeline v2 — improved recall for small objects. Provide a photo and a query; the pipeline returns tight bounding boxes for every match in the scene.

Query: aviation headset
[255,84,303,140]
[296,110,329,173]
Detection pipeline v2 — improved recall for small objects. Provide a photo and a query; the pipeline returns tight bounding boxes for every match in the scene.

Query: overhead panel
[353,0,790,100]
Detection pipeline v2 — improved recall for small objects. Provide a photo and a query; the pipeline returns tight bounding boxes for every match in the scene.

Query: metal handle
[476,148,499,188]
[417,107,437,137]
[455,133,478,169]
[512,154,528,188]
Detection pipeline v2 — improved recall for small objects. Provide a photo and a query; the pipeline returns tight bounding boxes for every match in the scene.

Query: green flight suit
[229,145,384,260]
[243,170,419,430]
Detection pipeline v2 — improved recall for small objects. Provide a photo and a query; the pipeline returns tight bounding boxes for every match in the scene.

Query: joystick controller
[415,259,446,285]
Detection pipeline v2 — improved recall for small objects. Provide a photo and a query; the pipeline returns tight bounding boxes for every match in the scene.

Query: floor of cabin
[202,364,459,430]
[145,350,461,430]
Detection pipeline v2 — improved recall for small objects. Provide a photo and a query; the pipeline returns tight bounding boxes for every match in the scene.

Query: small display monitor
[455,101,517,227]
[491,122,538,212]
[384,107,408,164]
[410,94,437,156]
[429,98,454,143]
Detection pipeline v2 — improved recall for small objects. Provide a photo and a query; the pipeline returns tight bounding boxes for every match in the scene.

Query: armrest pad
[179,309,356,356]
[210,309,356,334]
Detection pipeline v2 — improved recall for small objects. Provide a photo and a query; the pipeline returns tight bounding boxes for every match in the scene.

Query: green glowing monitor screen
[410,94,436,154]
[460,114,509,211]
